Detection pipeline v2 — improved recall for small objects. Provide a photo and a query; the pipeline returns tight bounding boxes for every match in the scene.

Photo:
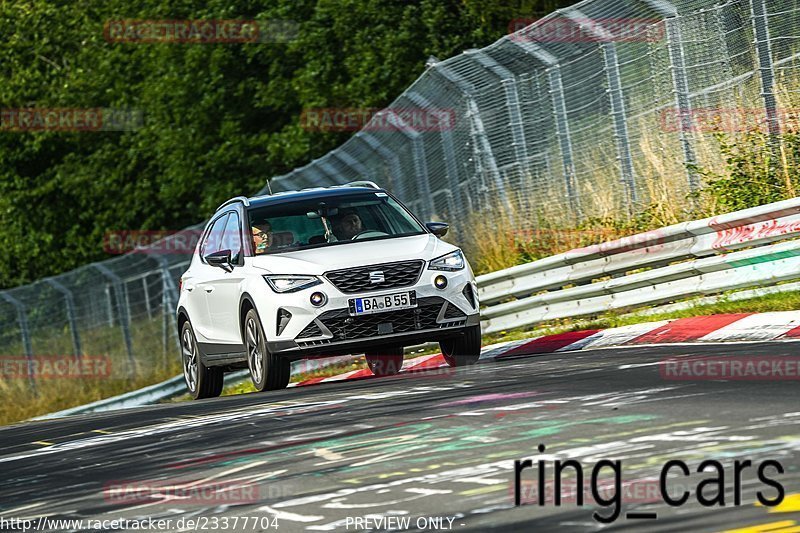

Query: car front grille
[324,260,424,294]
[295,296,464,346]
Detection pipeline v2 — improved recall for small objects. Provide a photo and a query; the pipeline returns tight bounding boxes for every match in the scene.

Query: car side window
[222,211,243,263]
[200,213,229,259]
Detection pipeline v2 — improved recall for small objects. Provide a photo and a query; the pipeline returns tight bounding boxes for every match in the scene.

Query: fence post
[433,65,509,212]
[317,158,348,185]
[665,17,700,192]
[154,256,180,361]
[142,276,152,319]
[750,0,781,152]
[406,91,460,218]
[104,284,114,327]
[333,150,373,180]
[470,51,529,164]
[356,133,407,200]
[563,10,638,214]
[303,162,330,188]
[1,293,36,392]
[373,109,435,220]
[93,264,136,377]
[511,39,580,217]
[643,0,700,193]
[43,278,82,358]
[602,41,638,213]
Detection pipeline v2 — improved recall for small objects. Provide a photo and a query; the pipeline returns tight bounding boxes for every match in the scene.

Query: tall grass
[0,316,180,425]
[461,78,800,275]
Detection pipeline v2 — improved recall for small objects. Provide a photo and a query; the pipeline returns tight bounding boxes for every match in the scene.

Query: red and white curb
[289,311,800,387]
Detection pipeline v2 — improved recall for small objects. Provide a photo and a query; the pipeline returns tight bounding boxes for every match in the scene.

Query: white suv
[176,182,481,399]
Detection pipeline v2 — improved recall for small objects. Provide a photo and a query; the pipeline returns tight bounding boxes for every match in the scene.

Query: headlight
[429,249,465,271]
[263,275,322,293]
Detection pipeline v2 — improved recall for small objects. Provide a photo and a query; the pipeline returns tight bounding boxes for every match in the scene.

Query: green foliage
[693,129,799,213]
[0,0,576,289]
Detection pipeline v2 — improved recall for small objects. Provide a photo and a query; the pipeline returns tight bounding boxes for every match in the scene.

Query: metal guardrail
[478,197,800,333]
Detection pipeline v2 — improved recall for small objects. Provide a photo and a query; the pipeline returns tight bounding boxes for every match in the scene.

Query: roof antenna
[266,179,273,195]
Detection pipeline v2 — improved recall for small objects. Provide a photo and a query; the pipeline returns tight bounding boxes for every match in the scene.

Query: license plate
[349,291,417,316]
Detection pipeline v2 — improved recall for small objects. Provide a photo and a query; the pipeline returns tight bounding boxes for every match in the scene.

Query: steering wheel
[352,230,389,240]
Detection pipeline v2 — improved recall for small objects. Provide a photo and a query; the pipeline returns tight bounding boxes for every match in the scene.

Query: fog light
[434,275,448,290]
[310,291,327,307]
[277,308,292,336]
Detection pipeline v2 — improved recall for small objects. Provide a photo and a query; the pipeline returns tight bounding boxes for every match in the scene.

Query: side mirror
[205,249,233,272]
[426,222,449,238]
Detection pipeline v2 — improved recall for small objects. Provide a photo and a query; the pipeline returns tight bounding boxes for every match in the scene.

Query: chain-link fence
[1,0,798,387]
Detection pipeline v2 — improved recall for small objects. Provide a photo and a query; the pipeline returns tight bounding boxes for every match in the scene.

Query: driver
[332,209,363,240]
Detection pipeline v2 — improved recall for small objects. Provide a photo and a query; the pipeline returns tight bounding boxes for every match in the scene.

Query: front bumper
[268,313,480,359]
[250,266,480,359]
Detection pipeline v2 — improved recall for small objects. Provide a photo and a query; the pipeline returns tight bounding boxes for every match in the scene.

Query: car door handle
[204,286,214,293]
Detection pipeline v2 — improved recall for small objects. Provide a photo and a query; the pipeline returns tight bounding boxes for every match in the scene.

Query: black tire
[365,345,404,377]
[244,308,290,391]
[440,325,482,367]
[180,319,224,399]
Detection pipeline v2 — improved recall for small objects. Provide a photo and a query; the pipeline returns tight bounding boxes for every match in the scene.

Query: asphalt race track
[1,341,799,532]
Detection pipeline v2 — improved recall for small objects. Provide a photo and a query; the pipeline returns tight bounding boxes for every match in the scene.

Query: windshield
[247,192,426,255]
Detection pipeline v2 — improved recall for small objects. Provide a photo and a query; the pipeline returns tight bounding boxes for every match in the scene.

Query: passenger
[252,221,274,254]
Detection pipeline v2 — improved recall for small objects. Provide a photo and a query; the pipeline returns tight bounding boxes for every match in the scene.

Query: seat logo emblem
[369,271,385,284]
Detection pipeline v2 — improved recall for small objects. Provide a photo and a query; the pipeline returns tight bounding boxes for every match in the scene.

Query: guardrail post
[510,39,580,217]
[356,133,407,200]
[93,264,136,377]
[1,293,36,392]
[750,0,781,153]
[44,278,82,358]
